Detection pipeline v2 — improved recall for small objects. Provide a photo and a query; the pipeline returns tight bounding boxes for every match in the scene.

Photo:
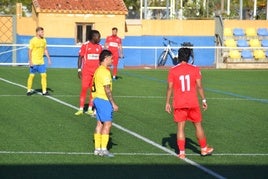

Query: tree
[0,0,266,19]
[0,0,32,16]
[124,0,140,18]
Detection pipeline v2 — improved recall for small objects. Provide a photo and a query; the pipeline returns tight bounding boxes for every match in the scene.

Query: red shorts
[173,107,202,123]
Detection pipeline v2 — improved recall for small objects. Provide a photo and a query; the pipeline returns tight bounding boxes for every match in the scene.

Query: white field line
[0,77,225,179]
[0,151,267,156]
[0,93,265,101]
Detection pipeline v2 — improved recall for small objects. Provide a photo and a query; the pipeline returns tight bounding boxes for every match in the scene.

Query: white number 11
[179,74,190,92]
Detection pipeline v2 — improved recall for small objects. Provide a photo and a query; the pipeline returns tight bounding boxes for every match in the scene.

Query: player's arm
[44,48,51,65]
[196,79,207,111]
[77,44,85,79]
[118,43,123,58]
[104,37,109,49]
[104,84,118,112]
[77,55,83,79]
[165,82,173,114]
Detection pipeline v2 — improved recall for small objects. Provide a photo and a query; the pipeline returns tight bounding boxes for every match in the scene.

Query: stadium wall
[11,16,268,68]
[224,20,268,29]
[15,34,215,68]
[14,18,216,68]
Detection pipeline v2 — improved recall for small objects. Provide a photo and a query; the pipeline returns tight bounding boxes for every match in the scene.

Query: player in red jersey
[165,47,213,159]
[75,30,102,116]
[104,27,123,80]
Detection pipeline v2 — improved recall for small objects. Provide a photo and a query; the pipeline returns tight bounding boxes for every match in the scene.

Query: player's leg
[177,121,186,159]
[193,122,206,146]
[75,72,89,115]
[174,108,187,159]
[94,120,103,155]
[27,66,36,95]
[100,121,112,152]
[112,56,119,79]
[85,75,94,115]
[193,122,213,156]
[94,98,114,157]
[27,74,35,95]
[38,64,49,95]
[40,73,47,94]
[190,107,213,156]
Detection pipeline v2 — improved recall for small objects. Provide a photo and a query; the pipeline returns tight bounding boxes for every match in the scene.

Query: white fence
[0,44,267,69]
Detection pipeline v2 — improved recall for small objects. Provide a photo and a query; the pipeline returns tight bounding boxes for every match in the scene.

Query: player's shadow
[83,103,90,112]
[30,88,54,95]
[107,133,117,150]
[162,134,200,154]
[116,76,123,80]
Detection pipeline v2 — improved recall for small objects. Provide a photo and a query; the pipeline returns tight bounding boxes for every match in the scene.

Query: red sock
[198,138,207,148]
[89,93,93,107]
[79,87,88,108]
[113,67,118,77]
[113,60,118,77]
[177,139,185,151]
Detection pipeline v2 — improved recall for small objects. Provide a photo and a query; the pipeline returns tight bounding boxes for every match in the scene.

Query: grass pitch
[0,66,267,179]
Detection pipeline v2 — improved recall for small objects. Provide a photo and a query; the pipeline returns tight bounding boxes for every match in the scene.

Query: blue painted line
[205,88,268,104]
[121,71,268,104]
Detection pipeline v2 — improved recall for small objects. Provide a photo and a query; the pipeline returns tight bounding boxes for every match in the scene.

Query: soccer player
[92,50,118,157]
[27,27,51,96]
[165,47,214,159]
[104,27,123,80]
[75,30,102,116]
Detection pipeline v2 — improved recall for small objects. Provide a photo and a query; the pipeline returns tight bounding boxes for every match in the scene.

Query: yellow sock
[41,73,47,93]
[27,74,35,92]
[101,134,109,149]
[94,133,101,149]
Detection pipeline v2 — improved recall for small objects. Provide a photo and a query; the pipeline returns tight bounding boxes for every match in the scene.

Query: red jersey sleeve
[79,43,86,57]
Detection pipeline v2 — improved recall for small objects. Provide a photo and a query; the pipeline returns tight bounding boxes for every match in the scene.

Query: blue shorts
[29,64,46,74]
[93,98,113,122]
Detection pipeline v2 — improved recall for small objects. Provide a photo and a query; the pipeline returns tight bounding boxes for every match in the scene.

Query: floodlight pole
[144,0,147,19]
[140,0,143,20]
[227,0,230,15]
[239,0,243,20]
[253,0,257,19]
[260,0,268,20]
[267,0,268,20]
[179,0,183,19]
[166,0,169,19]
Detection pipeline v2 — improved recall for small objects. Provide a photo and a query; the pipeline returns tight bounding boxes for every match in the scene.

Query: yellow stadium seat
[224,39,237,47]
[224,28,233,37]
[249,39,261,47]
[229,50,241,59]
[253,50,266,59]
[246,28,257,37]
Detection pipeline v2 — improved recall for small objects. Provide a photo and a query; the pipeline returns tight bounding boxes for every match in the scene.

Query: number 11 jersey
[167,63,201,109]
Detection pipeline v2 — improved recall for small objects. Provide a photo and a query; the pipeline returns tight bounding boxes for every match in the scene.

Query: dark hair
[36,27,44,32]
[112,27,118,31]
[87,30,100,41]
[178,47,192,63]
[99,50,112,63]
